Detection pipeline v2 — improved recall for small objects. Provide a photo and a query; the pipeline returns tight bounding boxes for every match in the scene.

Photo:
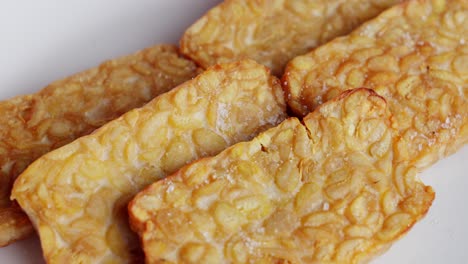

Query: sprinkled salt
[315,95,323,105]
[166,182,174,193]
[323,202,330,211]
[441,117,451,129]
[225,173,234,184]
[242,233,261,253]
[216,103,229,131]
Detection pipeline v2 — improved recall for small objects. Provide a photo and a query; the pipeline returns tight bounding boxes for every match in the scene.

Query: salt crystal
[441,117,451,129]
[166,182,174,193]
[216,103,229,131]
[323,202,330,211]
[225,173,234,184]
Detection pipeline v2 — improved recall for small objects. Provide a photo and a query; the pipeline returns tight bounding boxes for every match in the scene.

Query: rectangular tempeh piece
[0,44,200,247]
[129,88,434,263]
[181,0,399,75]
[284,0,468,170]
[12,60,287,263]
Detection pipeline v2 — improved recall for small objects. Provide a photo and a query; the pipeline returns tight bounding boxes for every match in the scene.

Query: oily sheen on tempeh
[181,0,399,75]
[129,89,434,263]
[12,60,287,263]
[0,45,200,247]
[284,0,468,170]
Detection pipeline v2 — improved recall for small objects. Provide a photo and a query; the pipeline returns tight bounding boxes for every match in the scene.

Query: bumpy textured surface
[12,60,287,263]
[284,0,468,170]
[181,0,399,75]
[0,45,200,247]
[129,89,434,264]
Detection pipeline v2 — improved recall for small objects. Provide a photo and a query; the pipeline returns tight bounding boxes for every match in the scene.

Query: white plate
[0,1,466,263]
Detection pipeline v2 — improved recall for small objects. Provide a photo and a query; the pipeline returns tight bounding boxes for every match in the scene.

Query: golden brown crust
[0,203,34,247]
[0,45,200,247]
[129,88,434,263]
[284,0,468,169]
[180,0,400,75]
[12,59,287,263]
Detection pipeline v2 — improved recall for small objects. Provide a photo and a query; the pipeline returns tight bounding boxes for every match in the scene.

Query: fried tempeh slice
[12,59,287,263]
[180,0,399,75]
[0,44,200,247]
[129,88,434,263]
[284,0,468,170]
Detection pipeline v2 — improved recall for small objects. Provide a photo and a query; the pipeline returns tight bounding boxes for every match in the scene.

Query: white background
[0,1,466,263]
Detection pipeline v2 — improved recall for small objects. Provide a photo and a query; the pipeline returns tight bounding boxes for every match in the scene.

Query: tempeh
[181,0,399,75]
[0,45,200,246]
[284,0,468,169]
[12,60,287,263]
[129,88,434,263]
